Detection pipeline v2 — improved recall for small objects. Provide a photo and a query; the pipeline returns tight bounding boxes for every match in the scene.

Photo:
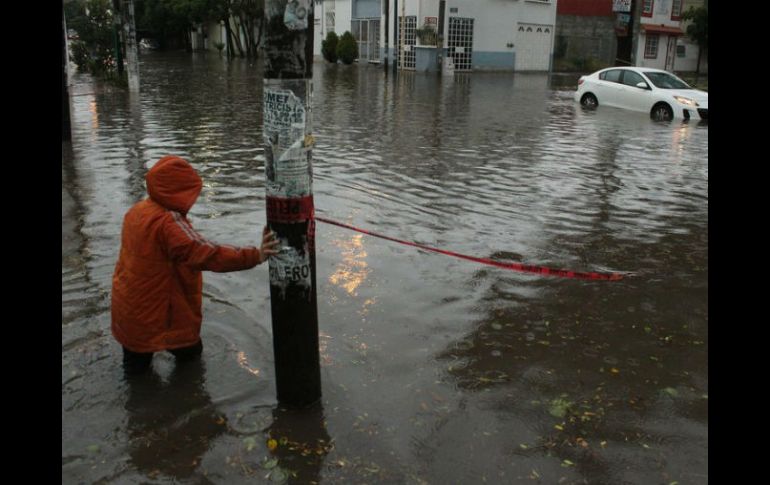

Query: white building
[673,0,707,73]
[314,0,354,60]
[200,0,560,72]
[634,0,685,71]
[383,0,558,71]
[315,0,558,71]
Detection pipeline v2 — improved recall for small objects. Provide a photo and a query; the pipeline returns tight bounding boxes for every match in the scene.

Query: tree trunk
[228,18,245,57]
[255,18,263,56]
[224,17,234,58]
[240,14,253,58]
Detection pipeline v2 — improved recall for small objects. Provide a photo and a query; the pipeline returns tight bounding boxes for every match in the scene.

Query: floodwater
[62,52,707,484]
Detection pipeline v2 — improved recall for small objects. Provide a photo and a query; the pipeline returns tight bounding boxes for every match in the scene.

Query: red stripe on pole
[266,195,315,224]
[316,216,628,281]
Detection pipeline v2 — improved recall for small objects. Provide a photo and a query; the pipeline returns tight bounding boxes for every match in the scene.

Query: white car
[575,67,708,122]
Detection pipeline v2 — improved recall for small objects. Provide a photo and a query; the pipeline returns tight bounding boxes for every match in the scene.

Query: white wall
[444,1,555,54]
[335,0,354,37]
[640,0,680,28]
[383,0,557,54]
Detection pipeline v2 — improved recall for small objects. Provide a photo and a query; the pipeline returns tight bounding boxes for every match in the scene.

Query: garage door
[515,23,553,71]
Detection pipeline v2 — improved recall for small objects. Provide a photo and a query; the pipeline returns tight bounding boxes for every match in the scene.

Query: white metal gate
[515,23,553,71]
[397,15,416,70]
[352,18,381,62]
[448,17,474,72]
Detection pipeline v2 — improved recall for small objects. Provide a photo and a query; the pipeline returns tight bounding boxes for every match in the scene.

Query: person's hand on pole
[259,226,280,263]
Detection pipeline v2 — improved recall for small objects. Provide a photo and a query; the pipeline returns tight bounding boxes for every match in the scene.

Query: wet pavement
[62,52,707,484]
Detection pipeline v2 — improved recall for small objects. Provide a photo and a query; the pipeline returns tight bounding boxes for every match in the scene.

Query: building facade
[382,0,558,72]
[554,0,616,71]
[673,0,707,73]
[633,0,685,71]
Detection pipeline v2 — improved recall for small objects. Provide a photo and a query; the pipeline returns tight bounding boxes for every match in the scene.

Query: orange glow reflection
[329,234,370,296]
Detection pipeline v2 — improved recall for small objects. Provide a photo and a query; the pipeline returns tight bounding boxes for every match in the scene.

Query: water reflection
[124,359,226,480]
[63,53,707,484]
[266,404,331,484]
[328,233,370,296]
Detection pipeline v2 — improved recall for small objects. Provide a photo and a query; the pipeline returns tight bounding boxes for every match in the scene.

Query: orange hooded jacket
[111,156,262,353]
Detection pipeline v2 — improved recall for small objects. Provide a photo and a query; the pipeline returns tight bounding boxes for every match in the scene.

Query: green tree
[136,0,220,51]
[66,0,120,78]
[231,0,265,58]
[321,31,339,63]
[336,31,357,65]
[682,0,708,77]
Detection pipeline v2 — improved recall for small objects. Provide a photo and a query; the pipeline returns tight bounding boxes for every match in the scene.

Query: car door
[616,70,653,113]
[594,69,624,107]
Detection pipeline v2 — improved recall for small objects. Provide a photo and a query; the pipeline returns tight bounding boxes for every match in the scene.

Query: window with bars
[448,17,474,71]
[397,15,416,70]
[642,0,654,17]
[644,34,659,58]
[671,0,683,19]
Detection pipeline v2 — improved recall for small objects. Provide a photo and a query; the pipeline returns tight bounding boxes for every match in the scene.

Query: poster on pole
[612,0,632,13]
[263,82,312,199]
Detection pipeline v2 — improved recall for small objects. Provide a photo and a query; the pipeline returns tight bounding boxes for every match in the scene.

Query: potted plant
[415,24,437,46]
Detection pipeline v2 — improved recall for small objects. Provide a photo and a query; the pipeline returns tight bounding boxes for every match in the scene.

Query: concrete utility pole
[63,6,71,141]
[392,0,398,73]
[383,0,389,70]
[399,0,405,71]
[122,0,140,92]
[262,0,321,408]
[111,0,124,75]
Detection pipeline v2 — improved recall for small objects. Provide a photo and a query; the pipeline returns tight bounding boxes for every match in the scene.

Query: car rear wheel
[580,93,598,109]
[651,103,673,121]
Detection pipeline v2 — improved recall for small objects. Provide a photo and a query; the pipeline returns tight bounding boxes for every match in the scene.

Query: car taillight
[578,78,584,86]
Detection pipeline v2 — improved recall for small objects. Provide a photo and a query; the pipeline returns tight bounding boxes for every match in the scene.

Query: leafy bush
[415,25,437,46]
[66,0,119,77]
[321,31,339,63]
[336,31,358,65]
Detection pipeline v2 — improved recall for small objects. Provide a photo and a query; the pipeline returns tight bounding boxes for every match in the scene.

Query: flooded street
[62,52,707,484]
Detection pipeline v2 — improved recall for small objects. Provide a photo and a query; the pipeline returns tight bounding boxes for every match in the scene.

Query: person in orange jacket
[111,155,279,373]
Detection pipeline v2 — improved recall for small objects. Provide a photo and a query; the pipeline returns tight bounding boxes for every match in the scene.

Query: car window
[642,72,690,89]
[621,70,646,87]
[599,69,623,83]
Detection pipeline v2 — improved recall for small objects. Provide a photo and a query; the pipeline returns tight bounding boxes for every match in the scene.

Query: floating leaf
[262,458,279,470]
[243,437,257,451]
[554,424,564,431]
[86,444,100,453]
[267,439,278,451]
[663,387,679,397]
[562,459,574,467]
[270,467,288,483]
[549,399,571,418]
[491,323,503,330]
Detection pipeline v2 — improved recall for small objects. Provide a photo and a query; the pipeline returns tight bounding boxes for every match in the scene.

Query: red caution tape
[316,216,627,281]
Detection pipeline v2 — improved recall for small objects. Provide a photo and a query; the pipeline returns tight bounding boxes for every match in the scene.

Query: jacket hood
[146,156,202,214]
